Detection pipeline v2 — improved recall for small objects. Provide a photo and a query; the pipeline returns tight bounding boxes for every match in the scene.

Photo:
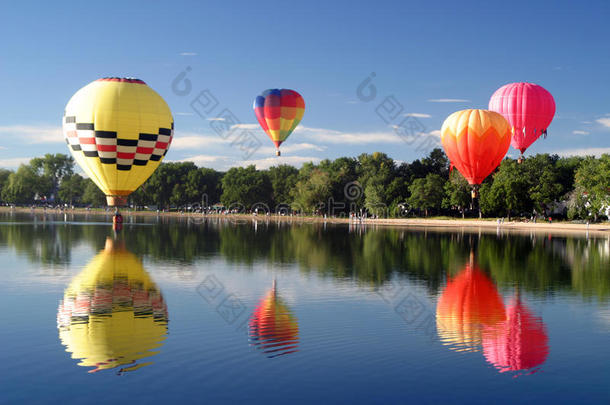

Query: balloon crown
[97,77,146,84]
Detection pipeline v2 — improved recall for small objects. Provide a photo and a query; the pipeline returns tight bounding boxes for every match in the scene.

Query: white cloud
[206,117,226,121]
[169,153,320,171]
[0,125,63,143]
[427,98,470,103]
[176,154,229,164]
[295,126,402,145]
[170,133,227,150]
[572,130,589,135]
[258,142,326,155]
[553,147,610,157]
[581,121,592,124]
[0,157,32,169]
[404,113,431,118]
[231,123,260,130]
[175,112,194,116]
[0,146,6,150]
[596,118,610,128]
[242,156,321,170]
[179,52,197,56]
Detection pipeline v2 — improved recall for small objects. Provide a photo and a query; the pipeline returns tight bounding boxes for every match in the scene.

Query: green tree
[0,169,11,203]
[81,179,106,206]
[569,155,610,221]
[443,170,471,218]
[481,159,530,219]
[408,173,445,217]
[58,173,85,205]
[221,165,272,211]
[522,154,562,216]
[1,164,41,204]
[267,165,299,209]
[291,168,332,214]
[30,154,74,198]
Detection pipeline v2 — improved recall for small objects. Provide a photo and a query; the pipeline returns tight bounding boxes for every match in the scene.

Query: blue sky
[0,0,609,170]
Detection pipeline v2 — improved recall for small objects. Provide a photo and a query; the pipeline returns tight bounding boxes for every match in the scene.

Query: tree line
[0,150,608,221]
[1,217,607,300]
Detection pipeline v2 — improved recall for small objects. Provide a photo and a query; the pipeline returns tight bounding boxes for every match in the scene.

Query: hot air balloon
[62,77,174,207]
[440,109,511,201]
[482,292,549,374]
[249,280,299,358]
[488,82,555,162]
[253,89,305,156]
[436,257,506,352]
[57,238,168,373]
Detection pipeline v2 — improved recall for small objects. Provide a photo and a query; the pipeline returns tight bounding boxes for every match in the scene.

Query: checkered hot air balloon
[62,78,173,207]
[253,89,305,156]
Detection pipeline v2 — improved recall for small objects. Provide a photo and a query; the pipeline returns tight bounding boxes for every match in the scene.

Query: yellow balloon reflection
[57,238,168,373]
[436,256,505,352]
[249,280,299,358]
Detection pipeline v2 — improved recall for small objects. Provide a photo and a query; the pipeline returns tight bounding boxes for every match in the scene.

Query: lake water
[1,211,608,404]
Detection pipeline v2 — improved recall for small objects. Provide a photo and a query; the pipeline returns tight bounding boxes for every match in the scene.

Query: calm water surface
[1,211,608,404]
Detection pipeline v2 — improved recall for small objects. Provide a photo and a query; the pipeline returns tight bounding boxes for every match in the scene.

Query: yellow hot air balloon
[57,238,168,373]
[62,78,173,207]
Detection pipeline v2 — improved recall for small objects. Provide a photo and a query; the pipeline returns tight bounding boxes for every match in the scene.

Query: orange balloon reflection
[249,281,299,358]
[482,293,549,374]
[436,260,505,352]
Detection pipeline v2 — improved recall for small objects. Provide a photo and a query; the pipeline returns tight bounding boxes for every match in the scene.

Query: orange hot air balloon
[436,259,506,352]
[440,109,511,197]
[249,280,299,358]
[482,292,549,374]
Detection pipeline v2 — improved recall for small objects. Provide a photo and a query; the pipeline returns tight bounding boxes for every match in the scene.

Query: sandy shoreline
[2,206,608,235]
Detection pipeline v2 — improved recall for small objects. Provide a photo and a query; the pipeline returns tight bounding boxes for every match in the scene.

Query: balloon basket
[107,196,128,207]
[276,150,281,157]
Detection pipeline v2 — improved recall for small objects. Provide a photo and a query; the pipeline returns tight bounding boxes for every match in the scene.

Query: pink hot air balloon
[489,82,555,162]
[482,294,549,375]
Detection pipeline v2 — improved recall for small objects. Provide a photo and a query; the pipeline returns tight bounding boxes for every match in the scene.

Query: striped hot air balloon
[253,89,305,156]
[62,78,173,207]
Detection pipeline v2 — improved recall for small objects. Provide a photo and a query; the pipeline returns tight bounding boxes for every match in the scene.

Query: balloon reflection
[249,280,299,358]
[482,292,549,374]
[436,256,506,352]
[57,238,168,373]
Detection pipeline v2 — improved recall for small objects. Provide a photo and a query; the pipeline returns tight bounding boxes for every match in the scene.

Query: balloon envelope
[57,238,168,373]
[249,283,299,358]
[488,82,555,155]
[63,78,174,206]
[253,89,305,152]
[482,295,549,373]
[441,109,511,185]
[436,262,506,352]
